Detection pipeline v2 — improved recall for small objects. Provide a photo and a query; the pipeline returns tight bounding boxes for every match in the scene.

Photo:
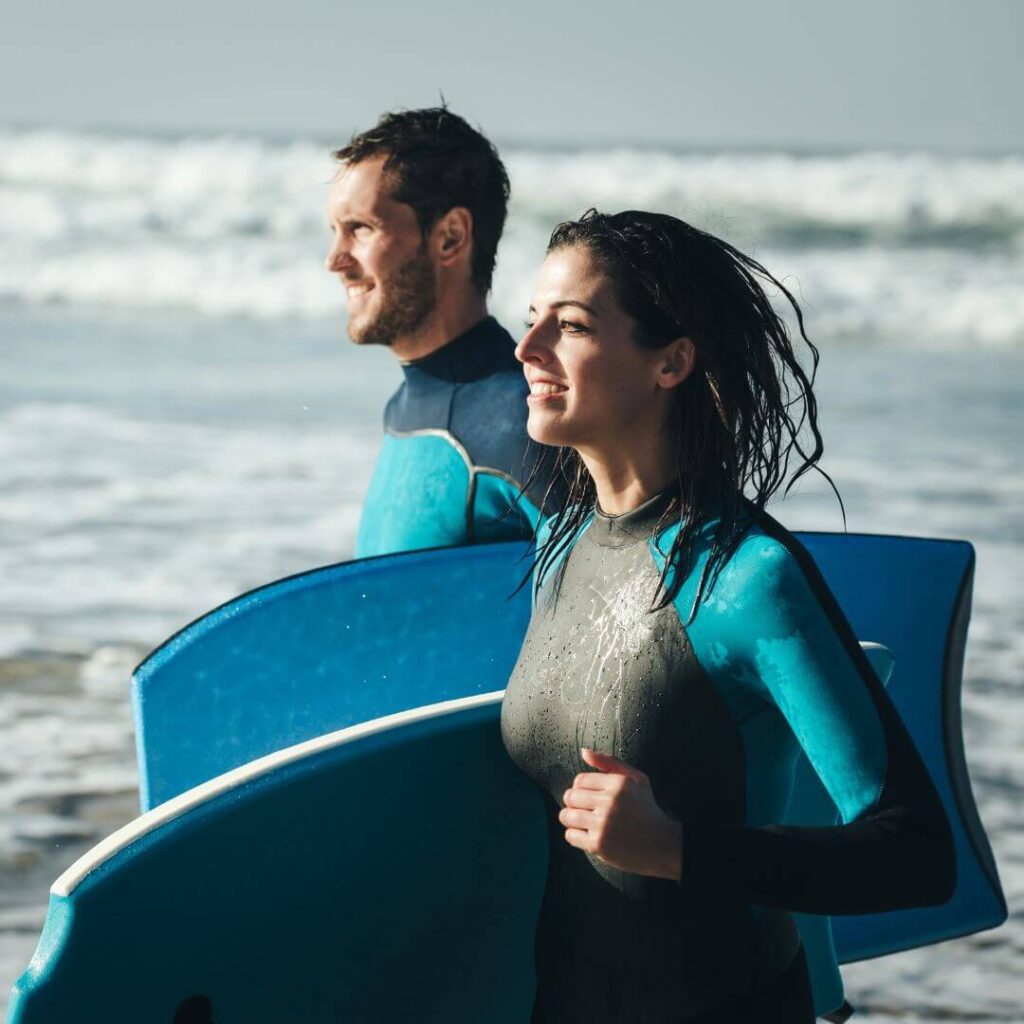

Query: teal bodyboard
[10,535,1005,1021]
[128,536,1004,960]
[7,698,548,1023]
[131,541,534,809]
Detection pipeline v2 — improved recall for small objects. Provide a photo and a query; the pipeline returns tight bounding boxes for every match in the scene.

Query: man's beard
[347,246,436,347]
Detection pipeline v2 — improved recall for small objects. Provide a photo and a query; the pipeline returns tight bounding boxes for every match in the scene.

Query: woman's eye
[559,319,589,334]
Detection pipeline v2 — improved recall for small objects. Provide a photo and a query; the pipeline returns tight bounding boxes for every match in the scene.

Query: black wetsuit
[500,488,955,1023]
[355,316,555,557]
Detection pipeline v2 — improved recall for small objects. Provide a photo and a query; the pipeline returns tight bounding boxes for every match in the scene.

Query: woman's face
[516,244,689,452]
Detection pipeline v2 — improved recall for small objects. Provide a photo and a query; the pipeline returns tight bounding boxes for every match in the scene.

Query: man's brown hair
[334,106,510,294]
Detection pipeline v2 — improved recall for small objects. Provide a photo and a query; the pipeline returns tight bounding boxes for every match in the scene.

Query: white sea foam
[2,126,1023,344]
[0,400,378,655]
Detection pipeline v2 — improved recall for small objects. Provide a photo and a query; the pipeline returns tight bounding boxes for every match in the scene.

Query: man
[325,106,558,557]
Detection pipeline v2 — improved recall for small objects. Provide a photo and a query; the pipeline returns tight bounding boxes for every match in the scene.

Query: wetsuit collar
[398,315,518,385]
[588,483,683,549]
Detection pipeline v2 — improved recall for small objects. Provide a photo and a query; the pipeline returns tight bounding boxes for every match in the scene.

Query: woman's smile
[527,375,570,401]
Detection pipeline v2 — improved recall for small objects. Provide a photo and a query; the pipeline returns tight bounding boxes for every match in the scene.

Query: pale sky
[3,0,1021,151]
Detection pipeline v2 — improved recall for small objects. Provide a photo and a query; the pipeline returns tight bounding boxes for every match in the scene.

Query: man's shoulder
[449,378,532,475]
[458,316,526,390]
[448,317,530,464]
[455,361,529,409]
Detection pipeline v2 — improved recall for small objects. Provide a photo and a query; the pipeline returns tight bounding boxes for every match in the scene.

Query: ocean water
[1,127,1022,1018]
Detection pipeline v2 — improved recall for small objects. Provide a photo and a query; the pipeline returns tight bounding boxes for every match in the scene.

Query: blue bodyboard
[129,535,1005,962]
[131,542,534,810]
[9,535,1007,1021]
[7,697,549,1023]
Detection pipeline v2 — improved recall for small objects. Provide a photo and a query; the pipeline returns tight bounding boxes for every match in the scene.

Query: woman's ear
[656,336,696,389]
[433,207,474,269]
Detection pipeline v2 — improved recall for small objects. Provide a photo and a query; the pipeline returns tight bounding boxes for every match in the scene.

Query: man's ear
[433,207,474,269]
[656,336,697,389]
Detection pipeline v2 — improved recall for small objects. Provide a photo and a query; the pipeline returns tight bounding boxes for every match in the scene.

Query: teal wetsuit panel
[355,433,471,558]
[651,521,888,826]
[473,472,542,544]
[650,518,888,1018]
[649,511,952,1016]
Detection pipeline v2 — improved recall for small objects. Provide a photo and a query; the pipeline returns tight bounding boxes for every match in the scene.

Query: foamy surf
[2,126,1022,344]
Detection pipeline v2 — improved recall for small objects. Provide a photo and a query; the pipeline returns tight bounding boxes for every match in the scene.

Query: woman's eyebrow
[527,300,601,316]
[551,300,600,316]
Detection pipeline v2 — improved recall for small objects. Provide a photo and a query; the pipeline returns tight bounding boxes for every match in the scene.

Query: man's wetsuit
[500,488,956,1023]
[355,316,554,557]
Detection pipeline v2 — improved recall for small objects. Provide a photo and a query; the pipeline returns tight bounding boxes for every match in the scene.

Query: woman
[499,209,955,1023]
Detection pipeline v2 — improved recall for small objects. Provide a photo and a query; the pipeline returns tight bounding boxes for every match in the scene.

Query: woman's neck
[579,441,678,516]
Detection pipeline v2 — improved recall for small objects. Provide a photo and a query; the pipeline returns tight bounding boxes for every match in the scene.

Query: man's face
[325,156,436,347]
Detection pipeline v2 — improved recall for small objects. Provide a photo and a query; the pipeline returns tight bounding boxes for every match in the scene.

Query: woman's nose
[515,321,550,366]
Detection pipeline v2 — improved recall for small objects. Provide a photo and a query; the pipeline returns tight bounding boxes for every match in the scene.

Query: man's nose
[324,238,354,274]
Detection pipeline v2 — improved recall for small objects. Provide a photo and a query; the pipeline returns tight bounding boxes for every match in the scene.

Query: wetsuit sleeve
[677,535,957,916]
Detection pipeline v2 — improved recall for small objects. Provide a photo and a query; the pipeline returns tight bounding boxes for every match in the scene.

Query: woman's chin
[526,409,572,447]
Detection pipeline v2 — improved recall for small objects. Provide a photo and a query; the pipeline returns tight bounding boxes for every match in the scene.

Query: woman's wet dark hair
[523,208,844,617]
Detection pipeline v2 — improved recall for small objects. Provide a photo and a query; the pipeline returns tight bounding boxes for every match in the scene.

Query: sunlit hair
[332,106,510,294]
[524,208,844,617]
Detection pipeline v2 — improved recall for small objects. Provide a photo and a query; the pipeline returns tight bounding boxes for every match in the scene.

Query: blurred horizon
[5,118,1024,159]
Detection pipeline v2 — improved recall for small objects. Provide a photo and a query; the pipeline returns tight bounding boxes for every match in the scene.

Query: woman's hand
[558,747,683,880]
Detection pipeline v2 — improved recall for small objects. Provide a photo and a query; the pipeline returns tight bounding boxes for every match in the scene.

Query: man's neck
[390,294,489,363]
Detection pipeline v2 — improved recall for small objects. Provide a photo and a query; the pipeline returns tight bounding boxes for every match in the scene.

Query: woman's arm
[676,529,956,916]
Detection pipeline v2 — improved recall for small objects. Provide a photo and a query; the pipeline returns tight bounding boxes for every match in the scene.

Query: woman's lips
[527,380,569,402]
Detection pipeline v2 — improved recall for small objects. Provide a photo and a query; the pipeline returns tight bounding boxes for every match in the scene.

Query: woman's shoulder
[718,517,808,594]
[536,504,592,547]
[650,504,816,616]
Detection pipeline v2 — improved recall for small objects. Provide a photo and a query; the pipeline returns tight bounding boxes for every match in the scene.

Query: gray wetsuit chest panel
[500,496,800,1022]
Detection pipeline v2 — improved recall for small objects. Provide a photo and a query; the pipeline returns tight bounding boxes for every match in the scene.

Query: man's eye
[523,318,536,329]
